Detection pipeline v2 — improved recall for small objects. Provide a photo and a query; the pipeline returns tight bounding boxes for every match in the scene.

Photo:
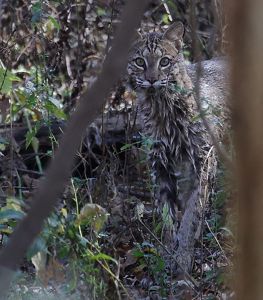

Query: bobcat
[127,22,207,227]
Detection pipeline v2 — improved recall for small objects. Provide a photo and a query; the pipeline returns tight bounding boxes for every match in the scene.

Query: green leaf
[141,135,154,149]
[166,0,178,11]
[96,7,106,16]
[0,209,25,222]
[120,143,133,151]
[132,249,145,258]
[31,1,42,23]
[152,256,165,272]
[45,101,67,119]
[120,141,140,151]
[0,136,8,150]
[5,197,25,211]
[48,96,62,108]
[75,203,109,232]
[26,94,38,107]
[0,137,8,144]
[58,243,71,259]
[7,72,21,81]
[0,67,21,94]
[48,16,61,30]
[205,232,214,241]
[31,136,39,152]
[25,128,39,150]
[15,90,27,104]
[161,203,173,228]
[162,14,170,25]
[89,252,118,265]
[0,224,10,231]
[47,213,60,228]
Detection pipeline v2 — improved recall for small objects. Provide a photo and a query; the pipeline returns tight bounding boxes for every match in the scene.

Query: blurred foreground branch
[231,0,263,299]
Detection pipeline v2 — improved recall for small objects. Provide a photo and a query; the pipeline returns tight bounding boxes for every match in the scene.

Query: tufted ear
[130,29,144,44]
[163,21,184,41]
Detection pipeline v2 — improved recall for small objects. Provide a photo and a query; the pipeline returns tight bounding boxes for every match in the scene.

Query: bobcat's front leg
[151,152,180,221]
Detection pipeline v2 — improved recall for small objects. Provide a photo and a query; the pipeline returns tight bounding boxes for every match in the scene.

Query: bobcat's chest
[138,89,204,174]
[141,93,189,152]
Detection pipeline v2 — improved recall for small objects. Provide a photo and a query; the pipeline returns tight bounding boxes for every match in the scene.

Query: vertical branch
[231,0,263,299]
[0,0,3,28]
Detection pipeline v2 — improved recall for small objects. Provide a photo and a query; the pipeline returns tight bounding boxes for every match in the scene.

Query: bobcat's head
[128,22,184,92]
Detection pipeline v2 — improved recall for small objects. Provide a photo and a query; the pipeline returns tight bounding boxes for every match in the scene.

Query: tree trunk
[231,1,263,299]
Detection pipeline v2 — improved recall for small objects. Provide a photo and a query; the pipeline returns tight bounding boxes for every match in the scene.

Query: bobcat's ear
[163,21,184,41]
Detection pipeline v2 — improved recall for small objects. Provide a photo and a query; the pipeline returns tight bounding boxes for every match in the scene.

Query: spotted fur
[128,22,207,218]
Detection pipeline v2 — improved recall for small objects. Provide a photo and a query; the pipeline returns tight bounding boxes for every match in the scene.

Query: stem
[24,111,43,174]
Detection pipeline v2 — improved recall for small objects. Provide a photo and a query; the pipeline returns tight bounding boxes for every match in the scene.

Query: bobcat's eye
[159,57,170,67]
[134,57,146,68]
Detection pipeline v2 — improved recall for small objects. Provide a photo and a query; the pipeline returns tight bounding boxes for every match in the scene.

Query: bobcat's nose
[145,70,158,85]
[147,78,157,85]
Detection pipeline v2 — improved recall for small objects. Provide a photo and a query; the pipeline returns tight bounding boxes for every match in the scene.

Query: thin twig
[205,220,231,265]
[161,0,173,22]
